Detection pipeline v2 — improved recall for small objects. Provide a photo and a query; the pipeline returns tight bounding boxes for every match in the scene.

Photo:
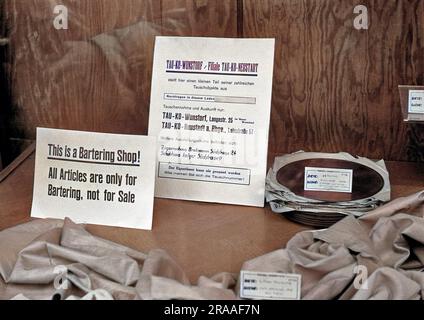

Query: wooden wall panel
[160,0,238,36]
[3,0,238,144]
[244,0,424,161]
[5,0,163,139]
[0,0,12,167]
[1,0,423,162]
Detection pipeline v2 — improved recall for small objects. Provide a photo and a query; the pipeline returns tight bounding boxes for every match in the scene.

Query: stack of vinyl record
[266,151,391,228]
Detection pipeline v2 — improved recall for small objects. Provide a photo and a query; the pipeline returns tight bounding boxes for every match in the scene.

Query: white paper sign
[240,271,301,300]
[304,167,353,193]
[408,90,424,114]
[31,128,156,230]
[148,37,275,207]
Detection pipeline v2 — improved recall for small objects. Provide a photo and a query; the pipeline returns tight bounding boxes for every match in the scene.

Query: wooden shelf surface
[0,151,423,282]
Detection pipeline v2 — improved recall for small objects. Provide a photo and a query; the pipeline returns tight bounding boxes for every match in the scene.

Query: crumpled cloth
[1,190,424,300]
[0,218,237,300]
[241,190,424,300]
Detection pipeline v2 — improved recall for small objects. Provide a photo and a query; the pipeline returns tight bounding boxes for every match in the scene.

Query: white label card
[240,271,301,300]
[148,37,275,207]
[304,167,353,193]
[408,90,424,114]
[31,128,156,230]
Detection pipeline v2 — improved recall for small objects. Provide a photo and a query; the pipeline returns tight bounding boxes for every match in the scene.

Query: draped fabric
[1,191,423,300]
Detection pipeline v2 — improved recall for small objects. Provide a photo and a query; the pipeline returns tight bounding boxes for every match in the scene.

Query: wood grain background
[1,0,423,163]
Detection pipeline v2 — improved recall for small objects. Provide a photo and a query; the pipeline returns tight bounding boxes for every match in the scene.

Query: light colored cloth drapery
[0,218,237,300]
[1,190,424,300]
[241,190,424,300]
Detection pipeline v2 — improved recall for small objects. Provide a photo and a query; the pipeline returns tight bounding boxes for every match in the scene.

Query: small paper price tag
[398,85,424,122]
[408,90,424,114]
[304,167,353,193]
[240,271,301,300]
